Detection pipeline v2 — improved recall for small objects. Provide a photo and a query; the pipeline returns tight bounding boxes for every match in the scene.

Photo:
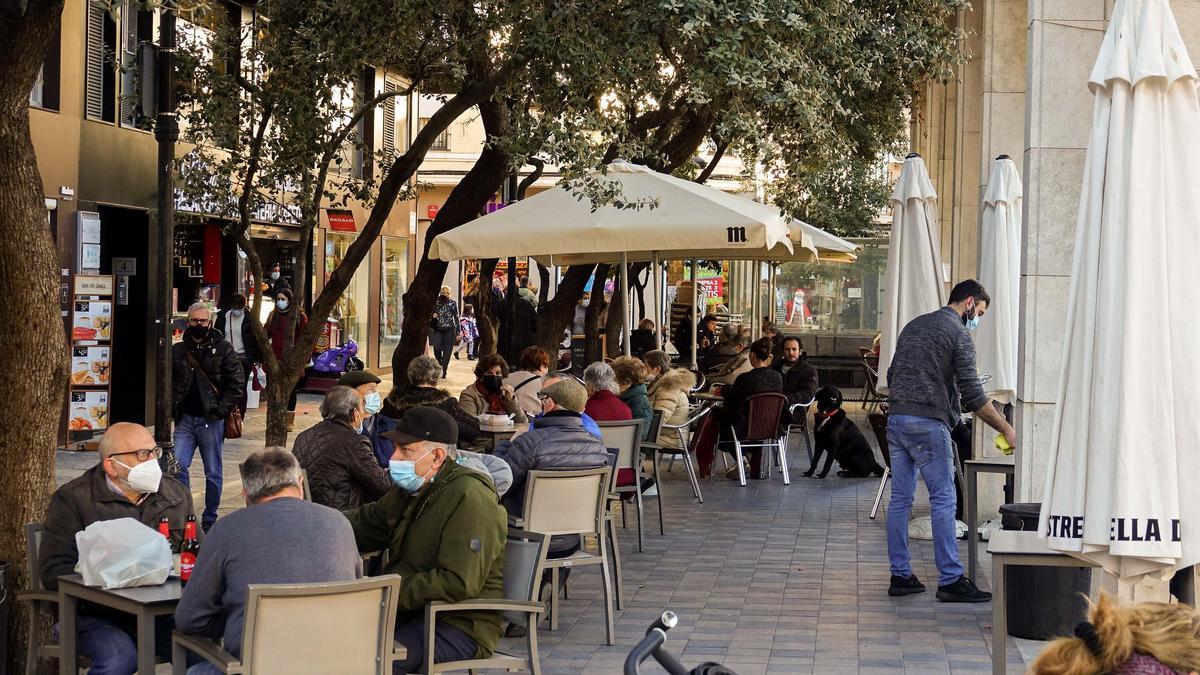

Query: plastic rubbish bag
[76,518,172,589]
[907,516,968,541]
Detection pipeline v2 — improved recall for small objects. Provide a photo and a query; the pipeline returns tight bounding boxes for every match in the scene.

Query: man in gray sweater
[885,279,1016,603]
[174,449,362,669]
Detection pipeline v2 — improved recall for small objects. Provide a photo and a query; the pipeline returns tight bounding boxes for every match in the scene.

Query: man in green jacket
[343,406,507,673]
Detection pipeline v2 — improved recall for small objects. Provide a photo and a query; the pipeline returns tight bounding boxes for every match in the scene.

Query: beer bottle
[156,516,170,539]
[180,515,200,585]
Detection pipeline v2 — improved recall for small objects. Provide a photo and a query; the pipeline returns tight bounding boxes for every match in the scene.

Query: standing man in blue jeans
[885,279,1016,602]
[173,302,245,531]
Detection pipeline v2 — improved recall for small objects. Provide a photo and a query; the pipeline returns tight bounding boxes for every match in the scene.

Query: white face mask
[270,271,280,281]
[114,458,163,494]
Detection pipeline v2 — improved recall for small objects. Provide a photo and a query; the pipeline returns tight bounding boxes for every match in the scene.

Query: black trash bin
[0,559,10,672]
[998,503,1091,640]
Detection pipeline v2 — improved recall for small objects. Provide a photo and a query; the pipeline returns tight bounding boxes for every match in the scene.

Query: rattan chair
[424,528,549,674]
[171,576,405,674]
[515,467,615,645]
[729,392,791,486]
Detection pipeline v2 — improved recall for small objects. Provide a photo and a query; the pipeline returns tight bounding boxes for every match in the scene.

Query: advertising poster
[68,390,109,431]
[72,300,112,341]
[70,346,111,387]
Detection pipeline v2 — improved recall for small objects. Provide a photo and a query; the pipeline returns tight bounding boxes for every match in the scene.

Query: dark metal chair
[730,392,791,486]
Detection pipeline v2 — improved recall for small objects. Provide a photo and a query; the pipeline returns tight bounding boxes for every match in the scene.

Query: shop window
[325,233,370,365]
[30,24,62,110]
[378,238,408,368]
[773,240,886,344]
[420,117,449,151]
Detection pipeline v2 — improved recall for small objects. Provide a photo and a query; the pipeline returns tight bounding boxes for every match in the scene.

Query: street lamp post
[153,5,178,447]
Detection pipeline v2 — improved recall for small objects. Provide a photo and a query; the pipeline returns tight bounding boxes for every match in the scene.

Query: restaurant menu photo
[68,390,109,431]
[72,301,112,341]
[71,346,111,386]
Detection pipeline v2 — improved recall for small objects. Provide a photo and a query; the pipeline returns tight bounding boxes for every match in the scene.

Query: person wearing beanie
[338,370,397,467]
[493,376,609,557]
[265,285,309,425]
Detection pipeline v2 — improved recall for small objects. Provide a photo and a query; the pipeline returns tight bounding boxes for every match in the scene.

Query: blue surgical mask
[276,299,289,311]
[966,316,980,331]
[389,449,433,492]
[363,392,383,415]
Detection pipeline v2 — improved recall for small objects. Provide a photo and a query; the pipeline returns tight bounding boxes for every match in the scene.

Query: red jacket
[585,389,633,422]
[265,309,309,360]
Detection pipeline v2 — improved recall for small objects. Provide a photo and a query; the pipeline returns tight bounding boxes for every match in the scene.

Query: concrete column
[1015,1,1108,503]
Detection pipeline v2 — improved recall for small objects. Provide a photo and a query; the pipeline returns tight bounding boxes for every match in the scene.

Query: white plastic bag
[76,518,172,589]
[907,516,968,541]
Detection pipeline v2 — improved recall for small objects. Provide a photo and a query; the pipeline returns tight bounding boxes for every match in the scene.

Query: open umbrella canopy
[428,160,793,263]
[975,156,1022,404]
[877,154,946,392]
[1039,0,1200,578]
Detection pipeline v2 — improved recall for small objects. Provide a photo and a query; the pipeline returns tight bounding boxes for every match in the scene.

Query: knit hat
[541,379,587,413]
[338,370,381,388]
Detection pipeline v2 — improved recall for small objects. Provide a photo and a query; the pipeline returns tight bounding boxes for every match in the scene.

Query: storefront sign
[427,204,440,219]
[74,275,115,295]
[113,257,137,275]
[326,209,356,232]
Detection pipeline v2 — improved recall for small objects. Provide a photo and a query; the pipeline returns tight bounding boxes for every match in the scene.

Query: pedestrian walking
[884,279,1015,602]
[431,285,459,378]
[214,293,259,417]
[172,302,245,531]
[264,286,308,430]
[455,305,479,361]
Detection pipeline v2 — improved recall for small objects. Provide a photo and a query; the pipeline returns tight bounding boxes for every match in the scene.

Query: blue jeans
[886,414,963,586]
[173,413,225,526]
[66,614,175,674]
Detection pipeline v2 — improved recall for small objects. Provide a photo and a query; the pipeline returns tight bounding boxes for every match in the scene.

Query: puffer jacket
[648,369,696,449]
[171,327,245,422]
[381,385,480,442]
[40,464,198,590]
[293,419,392,511]
[618,383,654,440]
[492,412,611,520]
[459,382,529,424]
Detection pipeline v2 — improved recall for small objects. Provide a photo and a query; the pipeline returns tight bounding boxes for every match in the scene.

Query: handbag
[184,351,244,439]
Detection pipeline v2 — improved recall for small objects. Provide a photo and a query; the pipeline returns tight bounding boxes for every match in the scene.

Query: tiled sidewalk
[53,358,1029,673]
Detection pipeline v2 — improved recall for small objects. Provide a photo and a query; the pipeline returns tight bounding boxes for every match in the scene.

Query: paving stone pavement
[53,357,1032,674]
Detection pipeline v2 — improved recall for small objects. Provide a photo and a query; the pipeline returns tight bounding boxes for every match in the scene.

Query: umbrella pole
[751,262,760,340]
[690,259,698,369]
[621,252,632,356]
[652,252,661,349]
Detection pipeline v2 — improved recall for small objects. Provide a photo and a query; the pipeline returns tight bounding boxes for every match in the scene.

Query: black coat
[171,327,245,421]
[214,309,261,363]
[721,366,784,436]
[494,294,538,360]
[293,420,393,511]
[629,329,656,357]
[773,356,819,421]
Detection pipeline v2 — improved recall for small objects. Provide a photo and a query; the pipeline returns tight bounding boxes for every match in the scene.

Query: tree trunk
[0,2,68,672]
[533,264,593,353]
[475,258,499,358]
[392,101,511,388]
[605,268,626,359]
[584,264,610,364]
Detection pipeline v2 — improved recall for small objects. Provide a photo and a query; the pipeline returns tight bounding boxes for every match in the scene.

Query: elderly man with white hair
[171,301,245,531]
[176,448,362,673]
[582,361,632,422]
[293,385,393,511]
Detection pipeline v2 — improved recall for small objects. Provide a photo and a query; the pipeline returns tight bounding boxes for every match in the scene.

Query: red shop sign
[427,204,440,219]
[326,210,356,232]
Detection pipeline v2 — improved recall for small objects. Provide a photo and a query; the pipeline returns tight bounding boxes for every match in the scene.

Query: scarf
[475,381,507,414]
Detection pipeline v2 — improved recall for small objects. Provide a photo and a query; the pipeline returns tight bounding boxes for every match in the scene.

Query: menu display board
[68,390,109,431]
[68,275,114,444]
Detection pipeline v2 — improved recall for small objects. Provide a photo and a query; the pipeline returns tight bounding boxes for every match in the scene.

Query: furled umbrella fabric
[877,154,946,392]
[1039,0,1200,578]
[975,157,1022,404]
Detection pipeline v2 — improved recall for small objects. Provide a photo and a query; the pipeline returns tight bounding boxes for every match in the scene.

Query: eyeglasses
[187,318,210,326]
[111,447,163,462]
[536,393,551,401]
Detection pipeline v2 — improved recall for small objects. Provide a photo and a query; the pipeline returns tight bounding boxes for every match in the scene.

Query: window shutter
[85,0,106,119]
[382,79,397,158]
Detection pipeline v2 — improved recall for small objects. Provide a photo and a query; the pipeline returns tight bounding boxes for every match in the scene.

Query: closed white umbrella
[975,156,1022,404]
[1039,0,1200,579]
[877,154,946,392]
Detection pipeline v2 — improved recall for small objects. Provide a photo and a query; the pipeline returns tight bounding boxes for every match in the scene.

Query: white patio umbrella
[1039,0,1200,579]
[877,154,946,392]
[429,160,793,356]
[975,156,1022,404]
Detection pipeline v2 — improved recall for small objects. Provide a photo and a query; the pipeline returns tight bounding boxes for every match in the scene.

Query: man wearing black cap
[338,370,397,467]
[342,406,507,672]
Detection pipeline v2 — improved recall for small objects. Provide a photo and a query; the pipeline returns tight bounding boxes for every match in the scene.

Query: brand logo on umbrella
[726,226,747,244]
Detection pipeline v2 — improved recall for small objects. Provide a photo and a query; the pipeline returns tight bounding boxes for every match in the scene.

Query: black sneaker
[888,574,926,597]
[936,576,992,603]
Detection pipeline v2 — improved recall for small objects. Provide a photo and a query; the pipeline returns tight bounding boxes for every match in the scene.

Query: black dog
[803,386,885,478]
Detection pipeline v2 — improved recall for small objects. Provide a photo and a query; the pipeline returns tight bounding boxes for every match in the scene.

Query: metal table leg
[992,556,1006,675]
[59,592,77,675]
[968,464,979,583]
[136,608,157,675]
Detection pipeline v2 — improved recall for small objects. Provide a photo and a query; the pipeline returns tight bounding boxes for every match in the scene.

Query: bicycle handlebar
[624,612,690,675]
